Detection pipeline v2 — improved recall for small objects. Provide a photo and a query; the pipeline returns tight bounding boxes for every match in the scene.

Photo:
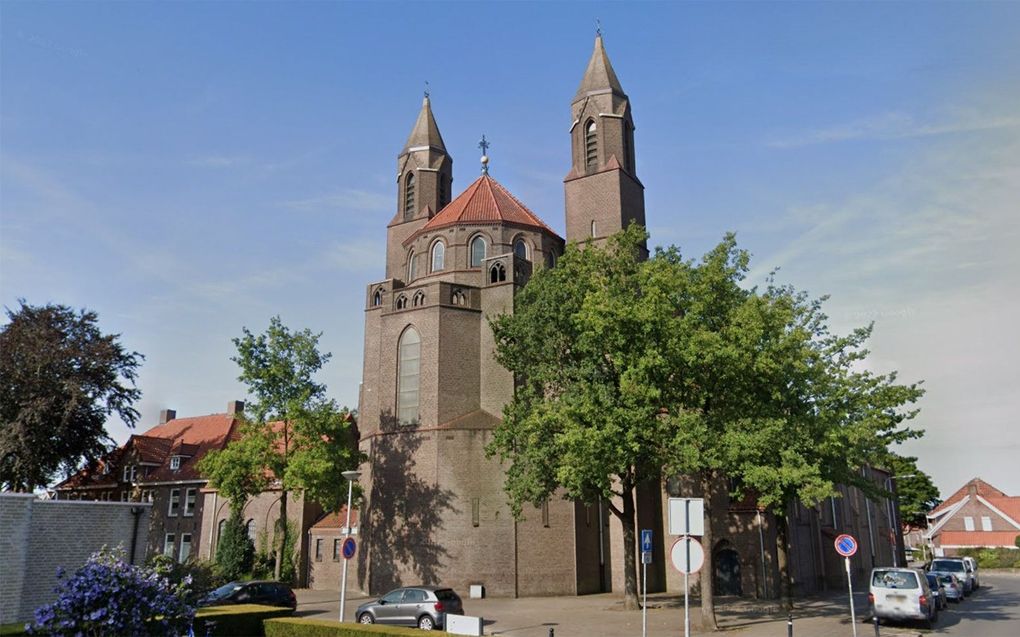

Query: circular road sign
[670,536,705,574]
[834,534,858,557]
[342,537,357,560]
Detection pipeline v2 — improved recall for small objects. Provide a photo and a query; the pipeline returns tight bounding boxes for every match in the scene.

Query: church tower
[564,35,647,256]
[386,95,454,281]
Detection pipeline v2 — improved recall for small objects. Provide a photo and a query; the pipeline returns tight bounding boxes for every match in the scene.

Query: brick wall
[0,494,151,625]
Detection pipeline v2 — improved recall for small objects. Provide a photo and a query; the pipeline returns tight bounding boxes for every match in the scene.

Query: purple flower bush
[28,547,195,636]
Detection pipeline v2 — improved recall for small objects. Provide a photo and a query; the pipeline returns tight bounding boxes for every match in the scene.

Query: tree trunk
[274,490,288,581]
[700,471,718,631]
[775,510,793,610]
[620,482,640,611]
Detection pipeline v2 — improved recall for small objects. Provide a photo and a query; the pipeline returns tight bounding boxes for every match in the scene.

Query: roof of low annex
[403,174,561,247]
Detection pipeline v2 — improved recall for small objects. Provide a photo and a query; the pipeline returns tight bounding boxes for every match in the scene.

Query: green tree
[207,316,361,582]
[215,508,255,580]
[1,300,143,491]
[885,454,941,529]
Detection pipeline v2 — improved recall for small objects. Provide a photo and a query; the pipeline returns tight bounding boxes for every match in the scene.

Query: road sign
[835,534,858,557]
[668,498,704,536]
[641,529,653,553]
[642,551,652,564]
[342,537,357,560]
[670,536,705,574]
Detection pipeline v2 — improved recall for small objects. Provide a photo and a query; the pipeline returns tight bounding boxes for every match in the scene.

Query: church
[353,35,902,600]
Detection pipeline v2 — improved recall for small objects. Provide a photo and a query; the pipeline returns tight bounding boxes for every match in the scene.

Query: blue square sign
[641,529,653,553]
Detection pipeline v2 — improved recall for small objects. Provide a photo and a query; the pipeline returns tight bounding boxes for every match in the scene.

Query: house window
[585,119,597,170]
[489,262,506,283]
[315,538,323,562]
[513,238,528,260]
[470,236,487,267]
[981,516,992,531]
[123,465,137,482]
[397,328,421,425]
[964,516,975,531]
[163,533,175,557]
[333,539,341,561]
[407,251,417,281]
[184,488,197,516]
[431,241,445,272]
[404,172,416,219]
[179,534,192,563]
[170,456,181,471]
[168,489,180,516]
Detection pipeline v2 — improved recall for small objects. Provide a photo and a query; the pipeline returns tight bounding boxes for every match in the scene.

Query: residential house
[925,478,1020,556]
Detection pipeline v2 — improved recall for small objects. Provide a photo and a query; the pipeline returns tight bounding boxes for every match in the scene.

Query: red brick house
[925,478,1020,555]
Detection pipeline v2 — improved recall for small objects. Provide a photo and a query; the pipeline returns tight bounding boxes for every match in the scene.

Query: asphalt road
[919,571,1020,637]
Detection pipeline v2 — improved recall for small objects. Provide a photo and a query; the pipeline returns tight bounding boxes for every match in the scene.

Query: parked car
[933,572,965,603]
[929,557,975,595]
[961,556,980,589]
[869,567,938,628]
[198,580,297,611]
[355,586,464,630]
[925,574,947,610]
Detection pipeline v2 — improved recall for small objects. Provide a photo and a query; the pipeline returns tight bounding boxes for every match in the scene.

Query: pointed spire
[574,34,626,101]
[403,95,447,153]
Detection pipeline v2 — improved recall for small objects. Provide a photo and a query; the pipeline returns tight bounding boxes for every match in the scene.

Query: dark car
[925,574,947,610]
[199,580,297,611]
[355,586,463,630]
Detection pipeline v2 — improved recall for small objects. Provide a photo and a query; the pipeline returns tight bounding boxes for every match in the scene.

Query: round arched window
[431,241,445,272]
[513,238,528,260]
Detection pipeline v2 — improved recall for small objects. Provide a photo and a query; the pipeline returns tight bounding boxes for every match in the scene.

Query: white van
[869,567,938,628]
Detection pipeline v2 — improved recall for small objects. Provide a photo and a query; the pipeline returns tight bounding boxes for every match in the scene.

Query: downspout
[598,497,606,592]
[207,492,218,560]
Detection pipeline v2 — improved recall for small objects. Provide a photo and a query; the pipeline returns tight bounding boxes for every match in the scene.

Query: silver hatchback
[355,585,464,630]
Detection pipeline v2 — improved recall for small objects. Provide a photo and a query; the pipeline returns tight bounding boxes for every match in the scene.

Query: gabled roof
[403,174,560,246]
[931,478,1008,516]
[575,34,626,101]
[402,96,446,154]
[310,505,360,531]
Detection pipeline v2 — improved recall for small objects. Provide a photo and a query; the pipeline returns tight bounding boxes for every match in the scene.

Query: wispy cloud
[765,111,1020,148]
[282,190,392,214]
[186,154,251,168]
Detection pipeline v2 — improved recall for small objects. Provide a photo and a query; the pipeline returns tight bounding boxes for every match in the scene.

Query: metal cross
[478,134,490,155]
[478,134,490,174]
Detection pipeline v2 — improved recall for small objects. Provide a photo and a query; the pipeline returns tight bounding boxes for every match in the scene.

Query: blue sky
[2,1,1018,496]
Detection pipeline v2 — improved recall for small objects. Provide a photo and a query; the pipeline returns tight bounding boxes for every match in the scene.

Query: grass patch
[264,617,428,636]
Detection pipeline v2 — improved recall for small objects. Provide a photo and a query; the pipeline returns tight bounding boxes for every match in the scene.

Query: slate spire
[574,34,626,102]
[403,95,447,153]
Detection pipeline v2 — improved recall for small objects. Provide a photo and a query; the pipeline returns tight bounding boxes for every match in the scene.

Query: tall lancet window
[585,120,598,171]
[470,236,487,268]
[397,327,421,424]
[431,240,445,272]
[407,250,417,281]
[404,172,416,219]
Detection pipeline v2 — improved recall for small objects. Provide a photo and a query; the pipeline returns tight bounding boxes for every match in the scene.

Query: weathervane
[478,134,490,175]
[595,18,602,38]
[424,80,430,99]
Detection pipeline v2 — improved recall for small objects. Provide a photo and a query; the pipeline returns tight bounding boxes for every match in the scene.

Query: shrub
[148,554,228,602]
[264,618,428,637]
[28,547,194,636]
[217,508,255,580]
[194,604,294,636]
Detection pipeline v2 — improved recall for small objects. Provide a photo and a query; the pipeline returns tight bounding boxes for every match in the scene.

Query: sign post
[834,534,859,637]
[669,497,705,637]
[641,529,652,637]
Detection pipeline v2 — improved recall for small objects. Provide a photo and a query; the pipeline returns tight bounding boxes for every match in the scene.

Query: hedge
[264,618,428,637]
[194,604,296,636]
[0,624,28,637]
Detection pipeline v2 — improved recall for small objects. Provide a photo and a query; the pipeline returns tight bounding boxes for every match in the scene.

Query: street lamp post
[339,469,361,623]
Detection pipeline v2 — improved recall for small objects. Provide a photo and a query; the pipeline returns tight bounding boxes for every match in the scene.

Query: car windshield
[207,583,243,600]
[931,559,965,573]
[872,570,919,589]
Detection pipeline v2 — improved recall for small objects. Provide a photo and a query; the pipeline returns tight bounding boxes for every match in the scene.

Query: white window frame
[163,533,175,557]
[981,516,993,531]
[170,456,181,470]
[179,533,192,563]
[168,489,180,516]
[184,488,197,517]
[469,235,487,268]
[431,240,445,272]
[963,516,975,531]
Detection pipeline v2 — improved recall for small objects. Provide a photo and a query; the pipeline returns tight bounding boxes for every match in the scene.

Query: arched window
[490,262,507,283]
[585,119,597,170]
[372,289,382,306]
[404,172,416,219]
[470,236,487,268]
[397,328,421,424]
[245,519,256,541]
[396,295,408,310]
[412,291,425,307]
[452,289,466,306]
[431,241,445,272]
[513,238,529,260]
[217,518,227,541]
[407,251,417,282]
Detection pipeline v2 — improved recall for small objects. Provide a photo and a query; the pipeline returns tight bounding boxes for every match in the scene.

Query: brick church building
[352,34,903,600]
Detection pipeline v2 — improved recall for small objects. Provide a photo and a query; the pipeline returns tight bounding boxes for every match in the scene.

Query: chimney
[159,409,176,424]
[227,400,245,415]
[967,481,978,496]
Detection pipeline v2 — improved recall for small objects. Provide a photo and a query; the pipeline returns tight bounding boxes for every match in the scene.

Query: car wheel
[358,613,374,624]
[418,615,435,630]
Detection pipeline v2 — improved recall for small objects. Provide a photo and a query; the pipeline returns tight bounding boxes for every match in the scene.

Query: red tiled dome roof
[404,174,559,246]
